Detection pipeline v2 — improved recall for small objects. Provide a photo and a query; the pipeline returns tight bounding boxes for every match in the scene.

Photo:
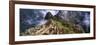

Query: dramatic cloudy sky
[39,9,59,17]
[20,9,90,32]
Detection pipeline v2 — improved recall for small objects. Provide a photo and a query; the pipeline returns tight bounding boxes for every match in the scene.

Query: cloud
[83,13,90,26]
[40,9,59,17]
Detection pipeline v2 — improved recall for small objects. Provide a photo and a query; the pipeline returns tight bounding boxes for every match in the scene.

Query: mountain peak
[44,12,53,20]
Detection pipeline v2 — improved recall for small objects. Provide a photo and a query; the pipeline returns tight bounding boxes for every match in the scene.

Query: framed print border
[9,1,96,44]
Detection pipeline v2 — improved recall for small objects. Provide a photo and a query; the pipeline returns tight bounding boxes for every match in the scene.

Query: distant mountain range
[20,9,90,35]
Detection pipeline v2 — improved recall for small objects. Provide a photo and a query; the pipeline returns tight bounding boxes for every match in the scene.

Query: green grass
[52,17,84,34]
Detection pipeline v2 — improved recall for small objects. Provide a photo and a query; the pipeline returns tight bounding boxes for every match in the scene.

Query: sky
[40,9,59,16]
